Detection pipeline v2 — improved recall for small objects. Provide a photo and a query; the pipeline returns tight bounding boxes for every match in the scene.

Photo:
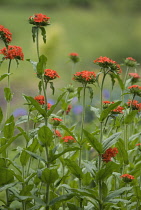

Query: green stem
[42,77,48,126]
[36,27,40,61]
[6,59,12,120]
[79,83,86,208]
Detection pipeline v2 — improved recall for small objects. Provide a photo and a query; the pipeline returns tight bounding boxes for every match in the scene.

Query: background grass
[0,3,141,115]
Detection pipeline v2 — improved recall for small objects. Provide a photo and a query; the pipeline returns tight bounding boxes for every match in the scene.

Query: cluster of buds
[62,136,76,143]
[73,70,96,85]
[0,25,12,46]
[127,100,141,111]
[28,13,50,26]
[102,101,124,114]
[34,95,52,109]
[69,52,79,63]
[124,57,138,67]
[129,72,140,84]
[128,85,141,97]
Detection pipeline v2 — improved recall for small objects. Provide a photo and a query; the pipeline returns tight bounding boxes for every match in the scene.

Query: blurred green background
[0,0,141,115]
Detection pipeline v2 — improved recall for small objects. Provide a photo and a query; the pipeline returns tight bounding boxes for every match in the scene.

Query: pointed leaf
[116,138,128,164]
[4,87,13,102]
[49,193,75,206]
[103,132,121,152]
[0,168,14,186]
[0,107,3,124]
[32,26,37,42]
[65,159,83,179]
[41,168,59,184]
[87,86,93,102]
[3,115,15,139]
[40,26,46,43]
[100,101,121,122]
[0,73,11,82]
[84,129,103,154]
[77,87,83,101]
[37,54,47,75]
[124,110,138,124]
[38,125,53,146]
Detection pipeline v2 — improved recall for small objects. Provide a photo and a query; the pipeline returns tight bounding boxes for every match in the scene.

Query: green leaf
[37,54,47,75]
[104,187,132,202]
[109,73,115,90]
[116,138,128,165]
[65,159,83,179]
[17,127,29,142]
[77,87,83,101]
[60,124,76,140]
[41,168,59,184]
[67,203,81,210]
[32,26,37,42]
[49,193,75,206]
[87,86,93,102]
[0,73,11,82]
[38,80,42,93]
[124,110,138,124]
[100,101,121,122]
[0,107,3,124]
[38,125,53,147]
[3,115,15,139]
[84,129,103,154]
[24,150,46,164]
[0,182,18,192]
[40,26,46,43]
[26,59,37,72]
[20,184,33,196]
[96,162,120,181]
[23,95,47,117]
[49,147,80,163]
[49,81,55,95]
[4,87,13,102]
[20,150,30,166]
[113,73,124,90]
[0,133,22,154]
[47,91,66,117]
[90,106,100,118]
[103,132,121,152]
[0,168,14,186]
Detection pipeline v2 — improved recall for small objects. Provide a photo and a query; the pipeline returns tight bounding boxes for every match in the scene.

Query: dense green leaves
[65,159,83,179]
[41,168,59,184]
[38,125,53,146]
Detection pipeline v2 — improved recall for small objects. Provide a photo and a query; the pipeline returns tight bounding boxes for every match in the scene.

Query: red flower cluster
[44,69,60,81]
[124,57,137,67]
[73,70,96,84]
[62,136,76,143]
[66,105,72,115]
[127,100,141,111]
[94,56,122,73]
[111,106,124,114]
[129,72,140,83]
[29,13,50,26]
[54,130,62,138]
[50,117,62,126]
[69,52,79,63]
[0,25,12,45]
[128,85,141,96]
[102,147,118,163]
[0,45,24,60]
[136,143,141,146]
[103,101,114,109]
[34,95,52,109]
[120,173,135,183]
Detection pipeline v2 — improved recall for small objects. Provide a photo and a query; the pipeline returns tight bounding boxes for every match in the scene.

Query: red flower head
[44,69,60,81]
[136,143,141,146]
[69,52,79,63]
[0,45,24,60]
[103,101,114,109]
[111,106,124,114]
[47,103,52,110]
[94,56,121,73]
[120,173,134,183]
[129,72,140,83]
[50,117,62,126]
[73,70,96,84]
[128,85,141,97]
[34,95,45,105]
[0,25,12,45]
[54,130,62,138]
[102,147,118,163]
[124,57,138,67]
[62,136,76,143]
[66,105,72,115]
[29,13,50,26]
[127,100,141,111]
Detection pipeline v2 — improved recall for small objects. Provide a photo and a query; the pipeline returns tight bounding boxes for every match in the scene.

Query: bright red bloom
[47,103,52,110]
[0,25,12,45]
[73,70,96,84]
[69,52,79,63]
[44,69,60,81]
[62,136,76,143]
[0,45,24,60]
[127,100,141,111]
[128,85,141,96]
[29,13,50,26]
[103,101,114,109]
[94,56,121,73]
[66,105,72,115]
[102,147,118,163]
[129,73,140,79]
[120,173,134,182]
[34,95,45,105]
[54,130,62,138]
[111,106,124,114]
[126,57,136,62]
[136,143,141,146]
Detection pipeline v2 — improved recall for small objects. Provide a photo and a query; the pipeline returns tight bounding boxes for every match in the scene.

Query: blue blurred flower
[72,105,83,114]
[13,108,27,117]
[103,89,110,99]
